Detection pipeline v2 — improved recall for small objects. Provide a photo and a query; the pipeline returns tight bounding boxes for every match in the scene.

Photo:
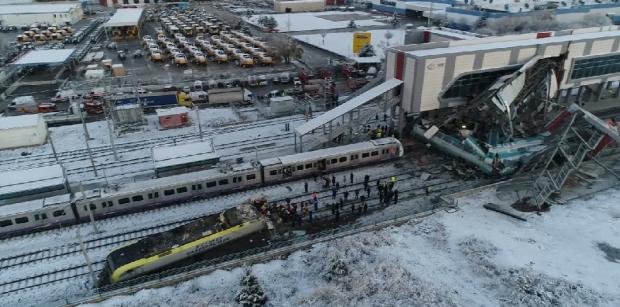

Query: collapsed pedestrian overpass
[294,78,403,152]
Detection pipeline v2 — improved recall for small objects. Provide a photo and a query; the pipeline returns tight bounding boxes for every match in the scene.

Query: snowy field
[294,29,406,63]
[243,11,387,32]
[86,186,620,306]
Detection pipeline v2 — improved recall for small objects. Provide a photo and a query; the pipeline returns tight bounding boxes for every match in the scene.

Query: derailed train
[0,138,403,237]
[100,202,271,285]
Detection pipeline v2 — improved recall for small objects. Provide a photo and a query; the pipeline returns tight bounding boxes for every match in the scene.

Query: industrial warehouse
[0,0,619,306]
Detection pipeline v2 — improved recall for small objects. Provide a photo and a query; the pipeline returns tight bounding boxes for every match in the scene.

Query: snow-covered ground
[0,108,307,186]
[86,186,620,306]
[244,11,387,32]
[294,29,406,63]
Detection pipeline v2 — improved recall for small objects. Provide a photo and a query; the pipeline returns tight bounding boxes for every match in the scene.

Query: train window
[362,152,370,158]
[269,170,277,176]
[218,179,228,185]
[41,213,47,220]
[339,157,347,163]
[132,195,144,202]
[331,158,337,164]
[233,177,237,183]
[102,201,113,208]
[305,163,312,169]
[0,220,12,227]
[192,184,203,190]
[148,193,153,199]
[177,187,188,193]
[53,210,65,217]
[351,154,358,160]
[371,151,379,156]
[35,214,40,221]
[15,217,29,224]
[164,189,175,196]
[154,192,159,198]
[237,176,242,182]
[246,174,256,180]
[297,165,303,171]
[118,198,130,205]
[206,181,216,188]
[382,149,388,154]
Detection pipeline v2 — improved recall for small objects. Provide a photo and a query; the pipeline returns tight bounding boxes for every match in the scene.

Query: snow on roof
[102,162,255,197]
[294,29,405,64]
[0,193,70,216]
[155,107,189,117]
[269,96,294,102]
[245,11,385,32]
[0,114,42,130]
[295,79,403,136]
[408,29,620,58]
[152,140,219,169]
[0,164,65,199]
[11,96,35,105]
[12,49,75,65]
[260,138,399,166]
[105,8,144,27]
[0,3,79,15]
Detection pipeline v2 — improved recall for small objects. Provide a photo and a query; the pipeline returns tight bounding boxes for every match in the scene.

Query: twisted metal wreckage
[413,55,620,208]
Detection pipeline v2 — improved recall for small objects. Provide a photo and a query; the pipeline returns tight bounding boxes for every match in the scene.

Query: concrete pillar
[348,112,354,142]
[563,89,571,104]
[576,86,585,105]
[597,82,606,101]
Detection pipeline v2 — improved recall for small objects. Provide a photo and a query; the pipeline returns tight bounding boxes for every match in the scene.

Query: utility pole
[47,130,60,164]
[195,106,203,140]
[106,117,118,161]
[80,184,99,234]
[427,2,434,28]
[77,228,97,287]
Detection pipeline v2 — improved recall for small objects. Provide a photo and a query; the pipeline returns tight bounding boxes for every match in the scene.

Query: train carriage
[0,138,403,238]
[100,204,269,285]
[260,138,403,183]
[0,194,75,237]
[74,163,261,219]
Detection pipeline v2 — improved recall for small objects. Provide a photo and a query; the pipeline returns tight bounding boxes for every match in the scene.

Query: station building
[0,2,83,27]
[385,26,620,114]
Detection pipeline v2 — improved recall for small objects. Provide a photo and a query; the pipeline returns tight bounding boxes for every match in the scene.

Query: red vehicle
[37,102,57,113]
[84,100,103,114]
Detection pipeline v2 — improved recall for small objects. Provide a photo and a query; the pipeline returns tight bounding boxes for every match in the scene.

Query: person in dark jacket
[332,187,337,199]
[350,172,354,184]
[393,189,399,204]
[344,190,349,202]
[332,176,336,186]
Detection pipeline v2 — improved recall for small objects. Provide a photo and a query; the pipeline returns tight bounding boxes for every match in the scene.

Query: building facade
[0,3,83,26]
[274,0,325,12]
[386,26,620,114]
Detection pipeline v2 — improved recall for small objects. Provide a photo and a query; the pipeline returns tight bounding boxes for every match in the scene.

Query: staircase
[525,106,618,209]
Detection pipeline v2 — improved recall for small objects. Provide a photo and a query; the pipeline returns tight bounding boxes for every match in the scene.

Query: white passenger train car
[261,138,403,183]
[0,138,404,237]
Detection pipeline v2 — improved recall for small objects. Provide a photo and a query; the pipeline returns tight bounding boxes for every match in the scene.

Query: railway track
[0,114,308,171]
[0,172,470,296]
[0,169,424,269]
[64,132,295,180]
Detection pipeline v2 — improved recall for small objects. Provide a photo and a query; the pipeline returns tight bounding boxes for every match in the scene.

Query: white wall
[0,116,48,150]
[0,5,83,26]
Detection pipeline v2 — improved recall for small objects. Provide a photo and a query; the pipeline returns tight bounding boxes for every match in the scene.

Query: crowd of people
[254,171,402,228]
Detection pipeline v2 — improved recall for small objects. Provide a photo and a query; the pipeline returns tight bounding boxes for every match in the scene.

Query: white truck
[207,87,252,105]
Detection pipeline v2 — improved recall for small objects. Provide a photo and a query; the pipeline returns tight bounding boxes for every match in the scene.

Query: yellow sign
[353,32,372,54]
